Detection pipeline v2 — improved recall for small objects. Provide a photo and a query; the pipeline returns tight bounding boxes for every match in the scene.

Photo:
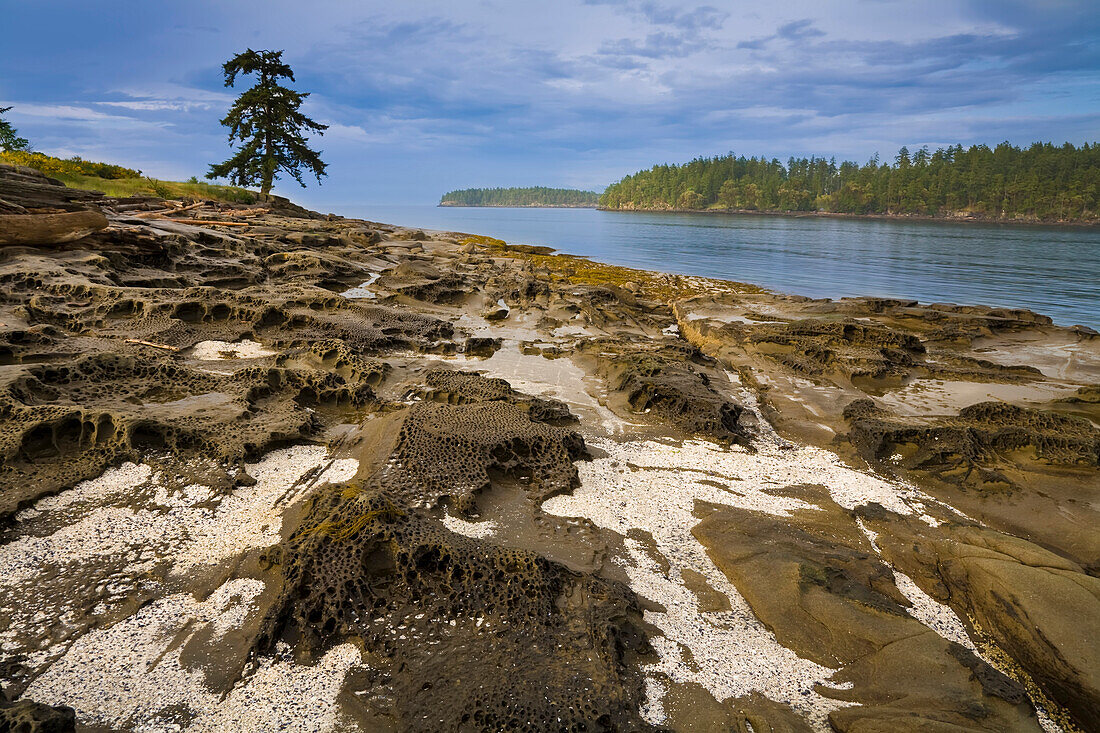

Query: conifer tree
[207,49,327,195]
[0,107,29,151]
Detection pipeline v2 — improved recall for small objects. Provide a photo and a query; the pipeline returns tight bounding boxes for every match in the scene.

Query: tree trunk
[260,152,275,195]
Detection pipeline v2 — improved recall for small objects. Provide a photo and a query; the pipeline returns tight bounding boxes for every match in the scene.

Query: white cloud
[98,100,211,112]
[11,104,129,122]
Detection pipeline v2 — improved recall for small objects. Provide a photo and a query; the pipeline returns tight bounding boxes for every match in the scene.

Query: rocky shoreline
[1,163,1097,732]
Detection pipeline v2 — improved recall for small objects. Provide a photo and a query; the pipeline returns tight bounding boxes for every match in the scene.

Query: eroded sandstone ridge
[1,163,1097,732]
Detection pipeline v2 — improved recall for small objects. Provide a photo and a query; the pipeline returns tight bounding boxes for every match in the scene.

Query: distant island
[440,186,599,208]
[600,142,1099,224]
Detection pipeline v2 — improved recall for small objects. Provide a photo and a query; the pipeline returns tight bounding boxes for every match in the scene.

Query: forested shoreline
[440,186,599,207]
[599,142,1099,223]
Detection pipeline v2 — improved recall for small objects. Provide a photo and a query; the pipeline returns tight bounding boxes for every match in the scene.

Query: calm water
[350,205,1100,328]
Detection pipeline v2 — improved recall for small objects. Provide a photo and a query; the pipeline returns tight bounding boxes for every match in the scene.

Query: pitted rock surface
[422,368,576,424]
[844,398,1100,490]
[583,339,748,444]
[256,400,652,732]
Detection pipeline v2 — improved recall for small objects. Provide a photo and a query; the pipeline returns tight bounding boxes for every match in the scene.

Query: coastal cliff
[2,164,1097,732]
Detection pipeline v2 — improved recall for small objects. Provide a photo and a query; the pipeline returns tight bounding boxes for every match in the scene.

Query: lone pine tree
[207,49,327,195]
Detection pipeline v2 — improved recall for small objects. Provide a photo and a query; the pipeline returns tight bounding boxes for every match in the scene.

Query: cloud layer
[2,0,1097,205]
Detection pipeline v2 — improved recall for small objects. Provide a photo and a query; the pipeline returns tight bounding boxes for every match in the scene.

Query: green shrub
[1,150,261,205]
[0,150,141,179]
[146,178,172,198]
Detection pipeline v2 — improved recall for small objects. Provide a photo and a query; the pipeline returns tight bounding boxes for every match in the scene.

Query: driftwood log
[131,201,206,219]
[124,338,180,351]
[170,218,249,227]
[0,210,110,245]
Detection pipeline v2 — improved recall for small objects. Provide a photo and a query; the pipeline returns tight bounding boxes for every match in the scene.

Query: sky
[2,0,1098,208]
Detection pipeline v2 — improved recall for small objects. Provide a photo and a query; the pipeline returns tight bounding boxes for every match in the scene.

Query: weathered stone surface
[844,398,1100,490]
[0,211,109,246]
[694,487,1041,731]
[862,512,1100,729]
[582,338,748,444]
[0,164,104,211]
[255,399,653,732]
[1,165,1094,732]
[0,691,75,733]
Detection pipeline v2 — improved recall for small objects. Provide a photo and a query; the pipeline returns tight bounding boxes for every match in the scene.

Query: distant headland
[439,186,599,208]
[599,142,1099,224]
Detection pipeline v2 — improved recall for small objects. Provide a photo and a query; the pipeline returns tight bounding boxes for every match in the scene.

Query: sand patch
[543,437,871,727]
[190,339,277,360]
[341,272,380,299]
[23,577,361,733]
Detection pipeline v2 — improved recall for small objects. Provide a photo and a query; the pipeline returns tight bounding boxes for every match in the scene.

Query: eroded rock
[256,398,652,731]
[860,511,1100,729]
[693,487,1041,731]
[582,339,749,444]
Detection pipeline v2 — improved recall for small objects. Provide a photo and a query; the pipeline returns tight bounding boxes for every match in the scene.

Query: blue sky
[2,0,1098,208]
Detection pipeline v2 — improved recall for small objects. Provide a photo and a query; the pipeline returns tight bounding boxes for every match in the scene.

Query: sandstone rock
[0,211,109,246]
[844,399,1100,491]
[0,164,104,210]
[862,514,1100,729]
[0,693,75,733]
[253,398,653,731]
[463,336,501,357]
[583,339,748,444]
[695,489,1042,731]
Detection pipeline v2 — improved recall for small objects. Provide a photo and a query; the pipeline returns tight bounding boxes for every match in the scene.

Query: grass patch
[2,150,260,204]
[1,150,140,179]
[48,172,260,204]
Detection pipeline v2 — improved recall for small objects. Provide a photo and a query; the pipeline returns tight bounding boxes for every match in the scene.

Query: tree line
[599,142,1099,222]
[440,187,599,207]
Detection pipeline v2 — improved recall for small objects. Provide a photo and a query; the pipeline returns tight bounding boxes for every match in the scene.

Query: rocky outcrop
[255,394,652,732]
[844,398,1100,491]
[861,510,1100,729]
[582,339,749,444]
[422,368,576,424]
[0,164,104,212]
[694,487,1042,732]
[0,351,378,517]
[1,169,1095,732]
[0,202,460,517]
[0,686,75,733]
[673,290,1100,570]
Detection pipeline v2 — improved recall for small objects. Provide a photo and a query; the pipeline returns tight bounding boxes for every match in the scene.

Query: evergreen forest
[599,142,1099,222]
[441,187,599,207]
